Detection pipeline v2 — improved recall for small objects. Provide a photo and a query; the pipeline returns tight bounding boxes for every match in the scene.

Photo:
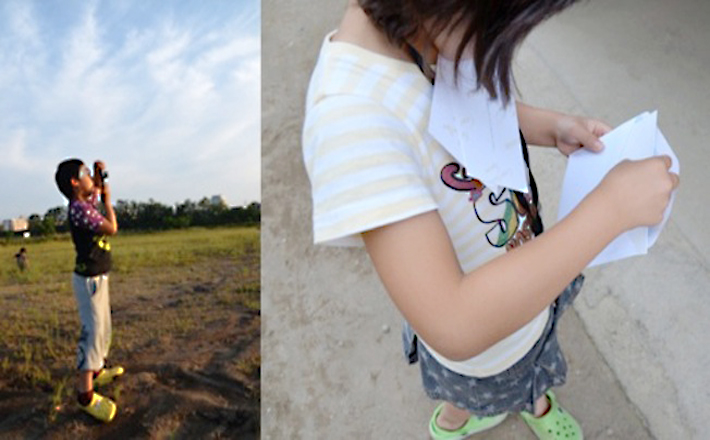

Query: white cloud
[8,1,40,45]
[198,36,260,69]
[233,55,260,84]
[0,1,260,219]
[61,4,102,82]
[0,130,31,171]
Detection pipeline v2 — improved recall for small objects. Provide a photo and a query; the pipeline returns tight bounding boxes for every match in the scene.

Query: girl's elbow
[102,224,118,235]
[426,329,489,362]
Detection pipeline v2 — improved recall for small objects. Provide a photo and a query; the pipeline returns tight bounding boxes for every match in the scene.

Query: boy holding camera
[55,159,124,422]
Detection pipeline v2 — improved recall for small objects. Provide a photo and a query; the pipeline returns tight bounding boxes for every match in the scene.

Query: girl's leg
[438,392,550,429]
[98,275,111,361]
[436,402,471,430]
[77,370,93,394]
[533,393,551,417]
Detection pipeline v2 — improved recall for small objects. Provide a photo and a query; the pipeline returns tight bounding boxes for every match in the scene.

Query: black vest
[70,219,112,276]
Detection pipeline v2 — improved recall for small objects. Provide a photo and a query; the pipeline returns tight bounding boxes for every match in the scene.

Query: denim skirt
[402,275,584,416]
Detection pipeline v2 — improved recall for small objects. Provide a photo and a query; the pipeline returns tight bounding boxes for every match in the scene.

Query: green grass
[0,226,260,419]
[0,227,259,284]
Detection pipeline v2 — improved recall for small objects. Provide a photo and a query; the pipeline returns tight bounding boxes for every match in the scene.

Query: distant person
[14,247,28,271]
[55,159,123,423]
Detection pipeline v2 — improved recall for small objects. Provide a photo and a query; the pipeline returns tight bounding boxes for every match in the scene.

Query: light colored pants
[73,273,112,371]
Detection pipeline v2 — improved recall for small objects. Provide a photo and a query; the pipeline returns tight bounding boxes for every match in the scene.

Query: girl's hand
[597,156,679,232]
[554,115,612,156]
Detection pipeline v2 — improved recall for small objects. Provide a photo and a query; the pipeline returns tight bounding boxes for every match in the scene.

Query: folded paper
[428,57,529,193]
[558,111,679,267]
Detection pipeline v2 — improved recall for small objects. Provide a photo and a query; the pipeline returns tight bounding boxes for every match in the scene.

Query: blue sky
[0,0,260,220]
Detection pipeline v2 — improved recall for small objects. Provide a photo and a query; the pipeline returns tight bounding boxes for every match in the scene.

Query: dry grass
[0,226,260,426]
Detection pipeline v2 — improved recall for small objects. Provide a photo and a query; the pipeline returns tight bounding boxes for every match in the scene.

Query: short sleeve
[69,200,104,233]
[303,94,438,246]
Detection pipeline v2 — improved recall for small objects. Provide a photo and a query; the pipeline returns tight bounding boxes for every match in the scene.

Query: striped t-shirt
[302,33,550,377]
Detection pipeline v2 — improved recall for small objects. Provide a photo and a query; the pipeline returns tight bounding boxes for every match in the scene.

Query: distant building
[2,217,29,233]
[210,195,228,208]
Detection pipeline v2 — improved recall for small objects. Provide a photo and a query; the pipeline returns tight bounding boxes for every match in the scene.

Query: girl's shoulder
[308,32,430,108]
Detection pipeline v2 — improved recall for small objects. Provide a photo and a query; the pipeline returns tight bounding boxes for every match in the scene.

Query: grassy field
[0,226,260,439]
[1,227,259,283]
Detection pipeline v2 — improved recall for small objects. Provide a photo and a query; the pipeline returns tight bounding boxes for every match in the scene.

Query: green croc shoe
[520,391,583,440]
[429,403,507,440]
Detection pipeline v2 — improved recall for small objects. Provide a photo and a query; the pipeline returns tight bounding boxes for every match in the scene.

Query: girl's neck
[332,3,437,65]
[74,189,91,203]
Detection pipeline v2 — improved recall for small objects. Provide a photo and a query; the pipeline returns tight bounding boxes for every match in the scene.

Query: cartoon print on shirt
[96,235,111,252]
[440,163,485,203]
[440,162,538,250]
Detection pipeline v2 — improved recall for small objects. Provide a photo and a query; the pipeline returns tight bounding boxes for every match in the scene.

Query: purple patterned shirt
[69,193,103,233]
[69,192,111,276]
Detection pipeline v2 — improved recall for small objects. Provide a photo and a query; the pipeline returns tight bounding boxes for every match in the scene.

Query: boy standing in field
[55,159,124,422]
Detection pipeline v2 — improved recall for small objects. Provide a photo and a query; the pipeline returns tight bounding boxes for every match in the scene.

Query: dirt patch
[0,246,259,439]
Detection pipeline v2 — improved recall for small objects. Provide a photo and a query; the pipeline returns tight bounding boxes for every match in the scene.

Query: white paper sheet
[428,57,529,193]
[557,111,680,267]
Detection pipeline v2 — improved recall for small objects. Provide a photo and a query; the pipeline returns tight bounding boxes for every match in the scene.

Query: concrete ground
[262,1,710,439]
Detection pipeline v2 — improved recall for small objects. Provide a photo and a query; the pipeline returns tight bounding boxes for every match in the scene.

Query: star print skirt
[402,274,584,416]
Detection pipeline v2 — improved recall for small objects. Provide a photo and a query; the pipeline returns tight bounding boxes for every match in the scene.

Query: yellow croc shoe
[94,365,125,387]
[80,392,117,423]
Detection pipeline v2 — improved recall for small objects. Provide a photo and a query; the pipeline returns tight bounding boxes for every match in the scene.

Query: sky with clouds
[0,0,260,220]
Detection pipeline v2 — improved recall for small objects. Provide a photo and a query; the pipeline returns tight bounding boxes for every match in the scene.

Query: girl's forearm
[363,185,623,362]
[365,155,674,362]
[104,202,118,234]
[444,187,620,359]
[97,192,118,236]
[516,101,563,147]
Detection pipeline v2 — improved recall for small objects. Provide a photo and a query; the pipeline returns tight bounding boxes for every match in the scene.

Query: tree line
[15,197,260,237]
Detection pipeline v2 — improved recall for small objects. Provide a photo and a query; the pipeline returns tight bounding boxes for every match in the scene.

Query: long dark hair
[358,0,580,100]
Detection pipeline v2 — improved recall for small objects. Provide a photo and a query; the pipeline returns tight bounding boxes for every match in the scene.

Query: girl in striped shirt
[303,1,678,438]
